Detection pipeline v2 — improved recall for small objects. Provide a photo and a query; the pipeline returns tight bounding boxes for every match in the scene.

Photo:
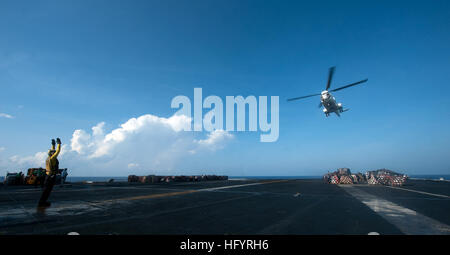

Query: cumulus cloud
[1,114,233,176]
[196,130,234,151]
[70,114,196,158]
[9,152,47,168]
[66,114,233,175]
[0,113,14,119]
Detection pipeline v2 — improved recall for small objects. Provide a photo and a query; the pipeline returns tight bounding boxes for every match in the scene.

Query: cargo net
[323,168,407,186]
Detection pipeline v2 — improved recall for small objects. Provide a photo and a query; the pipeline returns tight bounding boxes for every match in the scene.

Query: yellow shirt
[46,144,61,175]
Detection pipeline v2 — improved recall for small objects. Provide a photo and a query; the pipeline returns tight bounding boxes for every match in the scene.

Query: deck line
[385,186,449,199]
[340,185,450,235]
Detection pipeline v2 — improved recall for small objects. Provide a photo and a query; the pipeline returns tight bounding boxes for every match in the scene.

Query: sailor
[38,138,61,207]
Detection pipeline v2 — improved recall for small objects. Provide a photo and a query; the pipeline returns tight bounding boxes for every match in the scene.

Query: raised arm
[51,138,61,159]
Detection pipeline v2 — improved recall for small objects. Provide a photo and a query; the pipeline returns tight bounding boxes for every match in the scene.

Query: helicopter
[287,67,368,117]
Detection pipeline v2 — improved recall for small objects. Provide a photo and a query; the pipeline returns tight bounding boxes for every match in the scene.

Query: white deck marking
[198,180,287,192]
[340,185,450,235]
[385,186,450,199]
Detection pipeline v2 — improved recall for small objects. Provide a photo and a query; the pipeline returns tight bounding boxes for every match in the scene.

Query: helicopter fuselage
[320,91,344,117]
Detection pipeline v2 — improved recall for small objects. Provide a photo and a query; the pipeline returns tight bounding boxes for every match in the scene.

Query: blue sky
[1,0,449,176]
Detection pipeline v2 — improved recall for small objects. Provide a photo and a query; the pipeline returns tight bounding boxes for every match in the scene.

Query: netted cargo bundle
[367,176,378,185]
[376,174,391,185]
[323,168,367,185]
[351,174,359,184]
[390,176,406,186]
[337,168,351,176]
[330,175,340,184]
[339,175,353,184]
[365,169,408,186]
[356,173,367,183]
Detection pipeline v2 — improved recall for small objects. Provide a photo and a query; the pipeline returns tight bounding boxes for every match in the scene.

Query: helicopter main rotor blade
[330,79,368,92]
[287,93,321,101]
[325,66,335,91]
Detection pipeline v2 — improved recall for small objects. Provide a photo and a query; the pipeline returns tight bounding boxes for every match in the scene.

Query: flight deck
[0,179,449,235]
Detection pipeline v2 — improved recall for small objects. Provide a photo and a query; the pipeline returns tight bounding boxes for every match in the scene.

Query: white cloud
[9,152,47,168]
[0,113,14,119]
[0,147,5,152]
[92,122,105,137]
[128,163,140,169]
[70,122,106,155]
[71,129,91,154]
[72,114,194,159]
[0,113,233,176]
[196,130,234,151]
